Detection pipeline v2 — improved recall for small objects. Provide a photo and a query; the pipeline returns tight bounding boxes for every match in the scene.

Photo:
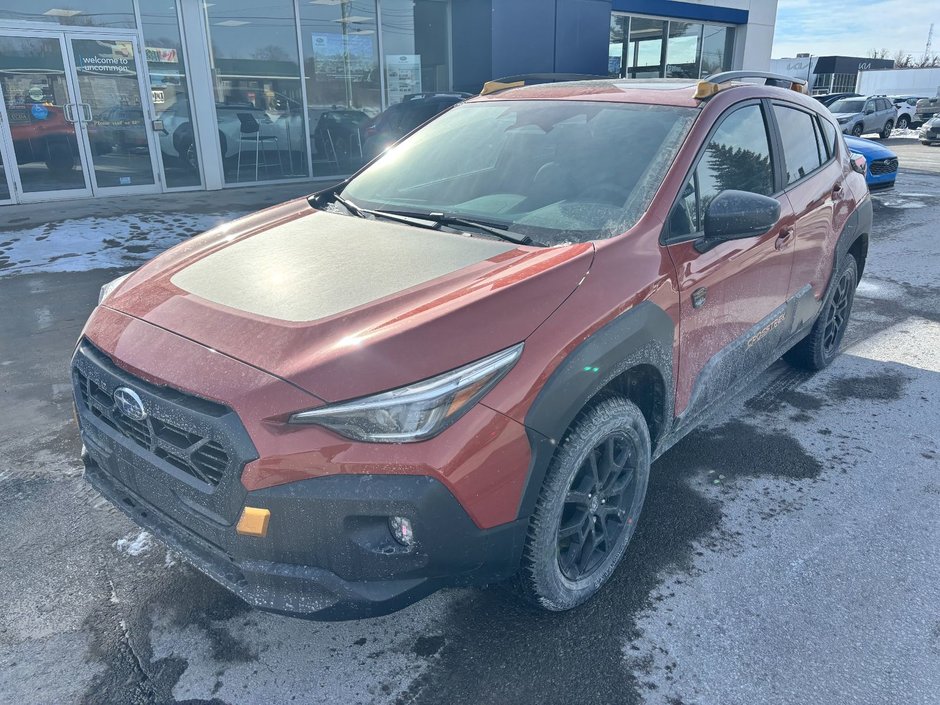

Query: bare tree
[867,48,891,60]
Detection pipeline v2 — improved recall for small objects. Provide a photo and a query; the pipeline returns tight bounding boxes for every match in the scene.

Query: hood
[831,112,860,121]
[843,135,895,160]
[106,199,593,402]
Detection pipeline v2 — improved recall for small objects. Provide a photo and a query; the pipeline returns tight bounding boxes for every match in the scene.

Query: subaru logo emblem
[113,387,147,421]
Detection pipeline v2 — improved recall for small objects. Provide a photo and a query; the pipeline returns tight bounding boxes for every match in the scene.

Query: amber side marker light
[236,506,270,537]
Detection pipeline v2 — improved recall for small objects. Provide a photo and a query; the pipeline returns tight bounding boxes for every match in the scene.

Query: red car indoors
[73,72,871,619]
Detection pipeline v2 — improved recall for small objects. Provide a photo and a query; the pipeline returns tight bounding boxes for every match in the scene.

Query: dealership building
[0,0,777,206]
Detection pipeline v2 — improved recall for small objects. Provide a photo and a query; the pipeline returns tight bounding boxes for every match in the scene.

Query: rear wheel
[785,255,858,371]
[514,396,650,611]
[880,120,894,139]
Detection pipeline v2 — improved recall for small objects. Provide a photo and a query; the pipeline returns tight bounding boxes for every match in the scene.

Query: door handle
[832,182,842,194]
[63,103,77,123]
[691,287,707,309]
[775,228,794,250]
[80,103,93,123]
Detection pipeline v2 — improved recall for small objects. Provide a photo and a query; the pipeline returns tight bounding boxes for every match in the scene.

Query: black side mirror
[696,190,780,252]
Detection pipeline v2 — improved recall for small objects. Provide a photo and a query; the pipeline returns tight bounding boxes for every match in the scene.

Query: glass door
[66,35,159,194]
[0,33,92,201]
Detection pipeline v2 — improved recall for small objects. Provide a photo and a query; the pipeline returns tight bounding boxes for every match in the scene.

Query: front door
[664,100,796,419]
[65,35,160,195]
[0,31,161,203]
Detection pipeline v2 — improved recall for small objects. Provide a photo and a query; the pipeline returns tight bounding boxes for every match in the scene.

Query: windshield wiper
[382,210,537,246]
[328,195,538,247]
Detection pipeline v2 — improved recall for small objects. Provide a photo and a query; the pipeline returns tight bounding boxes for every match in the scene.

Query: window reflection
[0,1,135,28]
[205,0,308,183]
[140,0,201,188]
[301,0,380,177]
[701,25,734,77]
[380,0,451,105]
[666,22,703,78]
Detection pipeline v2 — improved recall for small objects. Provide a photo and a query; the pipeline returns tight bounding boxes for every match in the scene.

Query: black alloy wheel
[852,123,864,137]
[557,432,639,580]
[823,265,853,355]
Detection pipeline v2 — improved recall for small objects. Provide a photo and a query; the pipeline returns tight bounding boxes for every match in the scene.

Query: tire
[851,123,864,137]
[44,139,75,175]
[785,255,858,371]
[880,120,894,139]
[513,395,651,611]
[896,115,910,130]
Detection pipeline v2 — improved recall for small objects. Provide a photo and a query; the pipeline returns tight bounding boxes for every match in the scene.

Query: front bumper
[83,452,526,620]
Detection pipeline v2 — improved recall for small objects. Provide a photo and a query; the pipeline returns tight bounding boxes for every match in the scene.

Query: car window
[864,100,877,113]
[668,103,774,237]
[343,100,697,245]
[829,98,864,113]
[774,105,824,185]
[818,117,838,159]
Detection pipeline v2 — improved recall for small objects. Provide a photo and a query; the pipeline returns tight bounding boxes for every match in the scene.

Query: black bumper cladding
[72,342,526,619]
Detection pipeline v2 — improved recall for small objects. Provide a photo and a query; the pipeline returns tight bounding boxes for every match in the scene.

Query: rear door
[771,102,846,333]
[665,100,796,418]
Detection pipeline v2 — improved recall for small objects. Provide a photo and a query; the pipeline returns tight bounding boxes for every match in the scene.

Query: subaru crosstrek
[73,72,872,619]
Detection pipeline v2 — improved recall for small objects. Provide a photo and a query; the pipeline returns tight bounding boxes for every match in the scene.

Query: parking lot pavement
[882,135,940,174]
[1,167,939,705]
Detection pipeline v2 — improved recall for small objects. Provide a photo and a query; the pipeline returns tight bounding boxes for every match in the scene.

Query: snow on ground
[0,211,247,278]
[113,530,154,557]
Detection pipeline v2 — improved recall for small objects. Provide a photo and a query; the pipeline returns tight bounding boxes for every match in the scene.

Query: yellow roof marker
[236,506,270,537]
[481,79,525,96]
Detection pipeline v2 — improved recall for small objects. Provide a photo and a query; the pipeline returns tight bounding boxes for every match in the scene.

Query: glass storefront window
[666,22,703,78]
[139,1,200,188]
[0,35,86,194]
[628,18,666,78]
[701,25,734,77]
[608,15,628,77]
[205,0,308,184]
[380,0,451,105]
[0,1,135,28]
[300,0,380,177]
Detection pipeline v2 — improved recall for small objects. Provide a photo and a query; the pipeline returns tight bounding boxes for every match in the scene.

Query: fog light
[388,516,414,546]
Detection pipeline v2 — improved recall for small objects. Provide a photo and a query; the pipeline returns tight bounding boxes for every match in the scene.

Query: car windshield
[340,100,696,245]
[830,99,865,113]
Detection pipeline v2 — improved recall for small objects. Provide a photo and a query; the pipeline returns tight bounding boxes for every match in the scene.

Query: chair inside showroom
[236,112,283,182]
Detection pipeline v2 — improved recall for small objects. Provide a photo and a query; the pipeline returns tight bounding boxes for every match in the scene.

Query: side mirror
[696,190,780,252]
[864,108,875,115]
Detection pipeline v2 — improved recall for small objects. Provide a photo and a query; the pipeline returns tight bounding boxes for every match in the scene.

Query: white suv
[889,95,927,130]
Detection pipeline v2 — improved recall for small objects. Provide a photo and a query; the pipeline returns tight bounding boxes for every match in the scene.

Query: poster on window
[385,54,421,104]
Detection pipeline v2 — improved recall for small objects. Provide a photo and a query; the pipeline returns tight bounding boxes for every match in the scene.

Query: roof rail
[695,71,809,100]
[481,73,606,96]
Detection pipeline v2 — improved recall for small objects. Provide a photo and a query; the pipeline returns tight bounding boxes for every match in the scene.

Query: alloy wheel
[823,269,852,354]
[556,432,640,581]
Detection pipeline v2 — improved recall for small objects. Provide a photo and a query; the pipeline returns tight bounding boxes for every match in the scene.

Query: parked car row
[815,92,937,133]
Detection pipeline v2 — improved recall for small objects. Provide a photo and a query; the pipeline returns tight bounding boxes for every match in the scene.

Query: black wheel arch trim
[517,301,674,520]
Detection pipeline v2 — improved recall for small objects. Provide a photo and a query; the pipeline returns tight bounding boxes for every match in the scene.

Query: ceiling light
[333,15,372,23]
[216,20,249,26]
[43,8,82,16]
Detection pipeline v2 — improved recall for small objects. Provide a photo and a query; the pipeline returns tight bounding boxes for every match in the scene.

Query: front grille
[74,357,230,487]
[870,157,898,175]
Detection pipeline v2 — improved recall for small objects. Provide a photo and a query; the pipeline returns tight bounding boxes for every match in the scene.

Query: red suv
[73,72,871,619]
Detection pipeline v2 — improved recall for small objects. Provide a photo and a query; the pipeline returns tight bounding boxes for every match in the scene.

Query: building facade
[0,0,777,206]
[769,55,895,95]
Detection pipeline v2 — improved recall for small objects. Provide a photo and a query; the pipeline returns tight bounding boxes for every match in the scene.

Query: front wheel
[880,120,894,139]
[785,255,858,371]
[851,123,864,137]
[896,115,910,130]
[514,396,650,611]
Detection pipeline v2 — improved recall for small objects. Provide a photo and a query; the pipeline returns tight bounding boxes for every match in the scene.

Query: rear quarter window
[773,105,824,185]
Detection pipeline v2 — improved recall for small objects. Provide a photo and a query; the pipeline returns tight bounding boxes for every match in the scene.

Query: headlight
[837,116,851,124]
[98,273,131,304]
[289,343,523,442]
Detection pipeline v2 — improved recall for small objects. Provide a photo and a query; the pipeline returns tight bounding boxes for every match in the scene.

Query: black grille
[870,157,898,175]
[74,365,230,487]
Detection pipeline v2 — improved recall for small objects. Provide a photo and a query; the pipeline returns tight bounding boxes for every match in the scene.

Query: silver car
[920,116,940,145]
[829,96,897,139]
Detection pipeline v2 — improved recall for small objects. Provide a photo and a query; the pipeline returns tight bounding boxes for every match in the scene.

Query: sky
[772,0,940,59]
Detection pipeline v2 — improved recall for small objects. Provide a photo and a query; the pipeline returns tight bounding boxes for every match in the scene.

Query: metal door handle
[775,228,794,250]
[80,103,93,122]
[63,103,77,123]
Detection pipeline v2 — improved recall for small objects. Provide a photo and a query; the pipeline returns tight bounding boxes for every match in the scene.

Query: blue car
[843,135,898,191]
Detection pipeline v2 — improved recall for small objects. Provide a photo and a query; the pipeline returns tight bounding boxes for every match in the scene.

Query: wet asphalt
[0,153,938,705]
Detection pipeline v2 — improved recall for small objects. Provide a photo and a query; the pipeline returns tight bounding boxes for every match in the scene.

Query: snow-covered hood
[103,199,593,401]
